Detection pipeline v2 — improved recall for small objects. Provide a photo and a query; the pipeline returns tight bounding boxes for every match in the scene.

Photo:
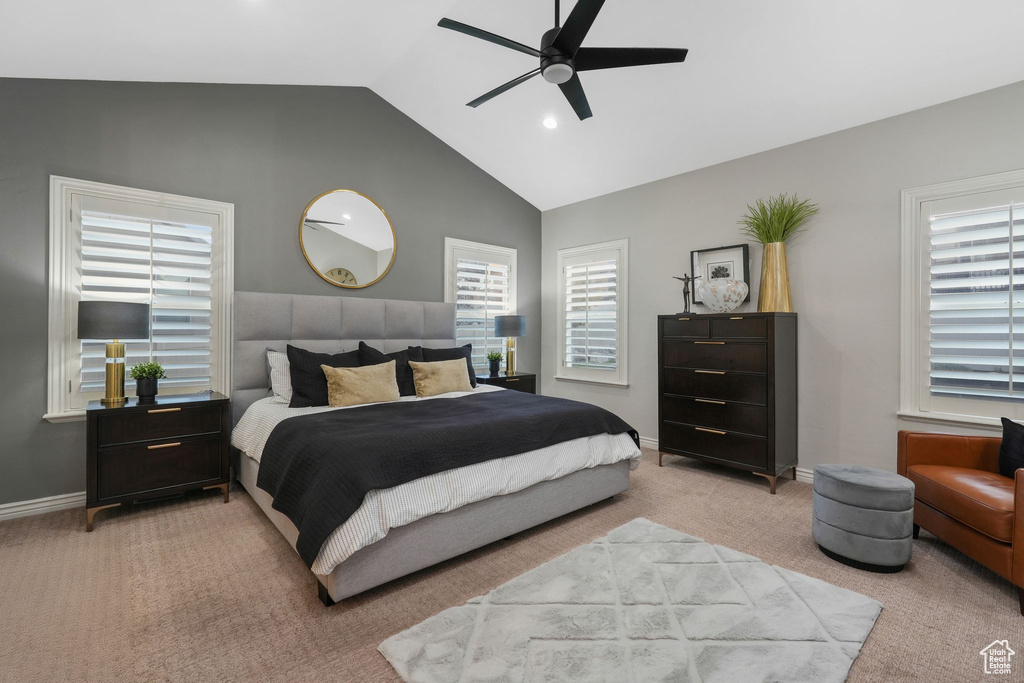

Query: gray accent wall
[0,78,540,505]
[542,80,1024,474]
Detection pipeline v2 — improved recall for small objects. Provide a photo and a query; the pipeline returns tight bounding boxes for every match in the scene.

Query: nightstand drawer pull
[147,441,181,450]
[695,398,726,405]
[695,427,726,435]
[505,378,520,382]
[694,341,725,345]
[147,407,182,414]
[677,317,690,321]
[730,316,743,320]
[694,370,726,375]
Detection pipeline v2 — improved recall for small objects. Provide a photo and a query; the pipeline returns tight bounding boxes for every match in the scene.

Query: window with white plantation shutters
[444,238,517,369]
[556,239,628,386]
[46,177,233,421]
[929,202,1023,402]
[901,172,1024,425]
[78,198,216,394]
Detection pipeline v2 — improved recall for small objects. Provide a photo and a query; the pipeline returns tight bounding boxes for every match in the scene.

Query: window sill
[553,375,629,388]
[896,410,1002,431]
[43,410,86,424]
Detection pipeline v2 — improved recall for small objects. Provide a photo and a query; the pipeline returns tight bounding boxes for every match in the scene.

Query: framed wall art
[690,243,751,304]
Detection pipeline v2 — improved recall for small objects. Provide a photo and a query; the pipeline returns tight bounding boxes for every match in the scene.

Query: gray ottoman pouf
[812,464,915,573]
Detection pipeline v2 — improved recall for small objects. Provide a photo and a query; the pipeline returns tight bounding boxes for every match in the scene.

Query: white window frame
[443,238,518,366]
[45,176,234,423]
[900,168,1024,429]
[555,238,629,387]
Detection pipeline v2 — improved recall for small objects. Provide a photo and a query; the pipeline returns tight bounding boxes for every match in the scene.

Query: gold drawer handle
[695,398,726,405]
[147,407,182,414]
[677,317,690,321]
[694,370,725,375]
[730,316,743,320]
[695,427,726,435]
[147,442,181,450]
[505,378,520,382]
[695,341,725,345]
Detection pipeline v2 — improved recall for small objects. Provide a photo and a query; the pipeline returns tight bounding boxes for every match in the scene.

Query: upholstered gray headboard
[232,292,456,425]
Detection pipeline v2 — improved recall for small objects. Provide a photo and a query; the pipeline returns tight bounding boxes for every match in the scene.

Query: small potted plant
[486,351,503,375]
[738,193,819,312]
[130,361,167,400]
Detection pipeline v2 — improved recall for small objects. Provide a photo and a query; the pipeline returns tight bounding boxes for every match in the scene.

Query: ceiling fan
[438,0,688,121]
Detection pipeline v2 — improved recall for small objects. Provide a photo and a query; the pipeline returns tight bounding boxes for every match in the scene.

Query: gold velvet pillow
[320,360,400,407]
[408,358,473,398]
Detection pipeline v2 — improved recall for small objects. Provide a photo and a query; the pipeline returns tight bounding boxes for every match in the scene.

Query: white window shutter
[444,238,517,369]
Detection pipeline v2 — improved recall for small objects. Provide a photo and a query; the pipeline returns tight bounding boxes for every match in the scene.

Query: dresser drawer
[97,404,222,447]
[660,422,768,470]
[96,437,223,500]
[663,341,766,373]
[663,368,766,405]
[661,395,767,436]
[710,316,767,339]
[661,317,709,338]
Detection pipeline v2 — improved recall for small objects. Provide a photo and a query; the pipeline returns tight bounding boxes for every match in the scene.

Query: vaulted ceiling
[4,0,1024,210]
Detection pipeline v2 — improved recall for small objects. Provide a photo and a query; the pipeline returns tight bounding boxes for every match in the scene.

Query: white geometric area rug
[379,518,882,683]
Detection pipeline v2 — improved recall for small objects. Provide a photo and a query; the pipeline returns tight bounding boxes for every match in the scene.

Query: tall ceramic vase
[757,242,793,312]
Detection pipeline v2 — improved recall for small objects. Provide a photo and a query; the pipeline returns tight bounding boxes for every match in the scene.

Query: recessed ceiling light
[542,117,557,130]
[342,214,352,220]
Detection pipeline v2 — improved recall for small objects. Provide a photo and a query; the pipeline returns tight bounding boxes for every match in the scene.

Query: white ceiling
[4,0,1024,210]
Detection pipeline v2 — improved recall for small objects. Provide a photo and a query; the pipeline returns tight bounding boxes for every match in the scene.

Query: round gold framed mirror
[299,189,397,289]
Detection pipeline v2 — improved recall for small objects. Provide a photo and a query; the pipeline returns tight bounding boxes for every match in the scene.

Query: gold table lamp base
[101,341,126,405]
[506,337,517,375]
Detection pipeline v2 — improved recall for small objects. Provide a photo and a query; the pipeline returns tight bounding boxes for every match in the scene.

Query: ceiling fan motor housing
[540,26,574,84]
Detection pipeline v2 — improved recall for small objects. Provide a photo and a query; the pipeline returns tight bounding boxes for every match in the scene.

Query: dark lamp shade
[77,301,150,340]
[494,315,526,338]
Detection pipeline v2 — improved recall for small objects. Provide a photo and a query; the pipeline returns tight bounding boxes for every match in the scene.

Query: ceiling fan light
[542,63,574,84]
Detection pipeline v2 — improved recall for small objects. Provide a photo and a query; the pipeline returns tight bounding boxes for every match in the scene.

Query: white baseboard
[0,491,86,521]
[638,435,659,451]
[638,435,814,484]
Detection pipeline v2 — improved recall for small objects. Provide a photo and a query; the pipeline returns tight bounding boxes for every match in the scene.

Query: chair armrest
[1013,469,1024,587]
[897,430,1002,475]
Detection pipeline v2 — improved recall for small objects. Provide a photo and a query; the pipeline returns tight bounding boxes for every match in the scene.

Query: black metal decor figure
[673,275,696,314]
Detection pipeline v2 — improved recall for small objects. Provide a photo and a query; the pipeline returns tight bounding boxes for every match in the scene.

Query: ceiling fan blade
[552,0,605,56]
[575,47,688,71]
[306,219,346,226]
[438,18,543,58]
[558,73,593,120]
[467,69,542,108]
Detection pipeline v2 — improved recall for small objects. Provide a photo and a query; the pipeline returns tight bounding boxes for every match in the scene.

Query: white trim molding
[900,168,1024,427]
[46,176,234,423]
[0,491,86,521]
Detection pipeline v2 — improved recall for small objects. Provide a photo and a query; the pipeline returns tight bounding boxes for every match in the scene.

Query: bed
[230,291,640,605]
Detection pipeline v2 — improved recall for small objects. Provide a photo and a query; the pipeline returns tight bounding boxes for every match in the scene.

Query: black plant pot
[136,378,159,400]
[488,360,500,375]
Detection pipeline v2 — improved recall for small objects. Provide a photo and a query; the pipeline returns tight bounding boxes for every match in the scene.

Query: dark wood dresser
[478,371,536,394]
[86,392,231,530]
[657,313,797,493]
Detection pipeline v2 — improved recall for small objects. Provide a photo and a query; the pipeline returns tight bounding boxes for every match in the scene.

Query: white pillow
[267,349,293,404]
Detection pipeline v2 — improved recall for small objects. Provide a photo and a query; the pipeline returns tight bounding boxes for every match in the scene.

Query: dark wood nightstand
[85,392,231,531]
[478,371,536,394]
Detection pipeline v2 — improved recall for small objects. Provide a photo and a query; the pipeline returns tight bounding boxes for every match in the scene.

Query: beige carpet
[0,449,1020,682]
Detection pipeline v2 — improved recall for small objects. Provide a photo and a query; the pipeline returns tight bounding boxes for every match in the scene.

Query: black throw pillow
[998,418,1024,478]
[358,342,423,397]
[408,344,477,388]
[287,344,361,408]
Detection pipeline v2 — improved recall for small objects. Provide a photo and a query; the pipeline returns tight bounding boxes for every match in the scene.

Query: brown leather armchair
[898,431,1024,615]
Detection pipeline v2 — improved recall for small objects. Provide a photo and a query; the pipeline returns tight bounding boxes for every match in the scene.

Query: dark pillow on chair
[287,345,361,408]
[999,418,1024,478]
[358,342,423,397]
[408,344,477,388]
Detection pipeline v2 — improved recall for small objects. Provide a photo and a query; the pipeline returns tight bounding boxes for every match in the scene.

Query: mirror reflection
[299,190,396,288]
